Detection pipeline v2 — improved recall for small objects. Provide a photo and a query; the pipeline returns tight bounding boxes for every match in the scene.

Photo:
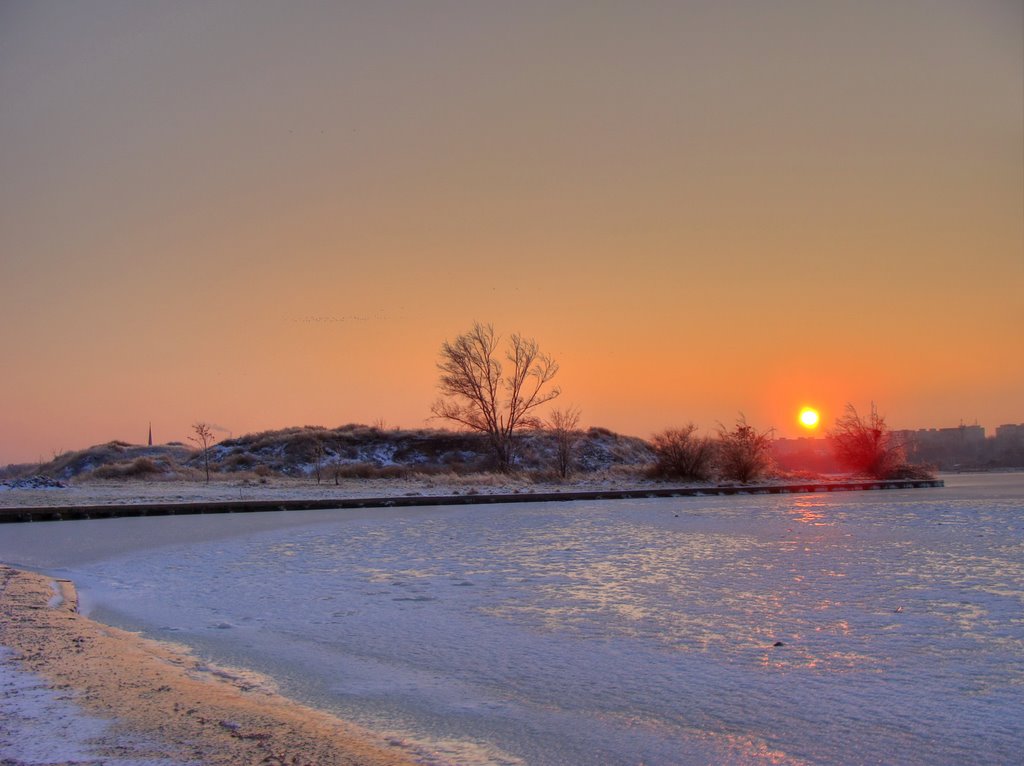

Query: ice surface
[1,473,1021,765]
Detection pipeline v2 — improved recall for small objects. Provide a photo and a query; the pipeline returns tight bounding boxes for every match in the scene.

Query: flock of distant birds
[287,312,392,324]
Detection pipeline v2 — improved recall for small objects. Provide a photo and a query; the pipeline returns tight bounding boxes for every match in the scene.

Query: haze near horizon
[1,1,1021,465]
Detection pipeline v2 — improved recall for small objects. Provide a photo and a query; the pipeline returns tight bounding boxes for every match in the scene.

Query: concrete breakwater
[0,479,943,523]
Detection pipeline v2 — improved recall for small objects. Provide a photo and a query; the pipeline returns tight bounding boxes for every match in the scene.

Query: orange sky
[1,2,1021,465]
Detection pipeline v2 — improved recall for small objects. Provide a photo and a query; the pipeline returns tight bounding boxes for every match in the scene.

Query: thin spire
[148,422,153,447]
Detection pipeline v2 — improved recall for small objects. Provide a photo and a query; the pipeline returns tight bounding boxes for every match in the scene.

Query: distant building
[774,422,1024,472]
[995,424,1024,440]
[771,437,841,474]
[896,425,986,469]
[894,425,986,447]
[990,424,1024,468]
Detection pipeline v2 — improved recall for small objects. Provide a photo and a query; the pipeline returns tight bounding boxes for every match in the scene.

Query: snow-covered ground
[1,473,1021,765]
[0,646,188,766]
[0,474,656,508]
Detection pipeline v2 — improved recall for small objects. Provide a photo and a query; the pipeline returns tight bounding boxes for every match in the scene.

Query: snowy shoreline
[0,565,424,766]
[0,646,185,766]
[0,476,942,520]
[0,475,647,508]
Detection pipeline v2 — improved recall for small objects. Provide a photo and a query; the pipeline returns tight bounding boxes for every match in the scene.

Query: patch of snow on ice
[46,581,63,609]
[0,647,188,766]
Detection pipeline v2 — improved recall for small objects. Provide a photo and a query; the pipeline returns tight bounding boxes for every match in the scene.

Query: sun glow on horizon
[798,407,821,430]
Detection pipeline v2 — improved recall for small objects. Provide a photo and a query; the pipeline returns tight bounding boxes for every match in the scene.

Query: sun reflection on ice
[787,498,830,526]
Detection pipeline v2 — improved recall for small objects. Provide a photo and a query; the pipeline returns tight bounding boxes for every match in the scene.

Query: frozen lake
[2,473,1022,765]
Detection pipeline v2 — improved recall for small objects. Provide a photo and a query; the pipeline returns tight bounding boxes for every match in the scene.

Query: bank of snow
[0,647,187,766]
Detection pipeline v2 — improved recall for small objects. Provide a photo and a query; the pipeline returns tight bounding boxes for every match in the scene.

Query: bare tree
[716,415,773,483]
[311,438,326,485]
[189,422,216,483]
[431,322,560,472]
[829,402,906,478]
[649,424,716,481]
[547,406,582,479]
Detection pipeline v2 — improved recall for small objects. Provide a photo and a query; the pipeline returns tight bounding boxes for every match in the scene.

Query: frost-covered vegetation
[647,418,774,484]
[23,442,196,482]
[828,403,935,480]
[13,425,655,483]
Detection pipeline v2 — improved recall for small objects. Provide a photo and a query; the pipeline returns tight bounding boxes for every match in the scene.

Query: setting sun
[799,407,821,429]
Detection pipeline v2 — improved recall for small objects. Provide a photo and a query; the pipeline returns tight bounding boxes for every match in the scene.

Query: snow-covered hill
[21,426,655,481]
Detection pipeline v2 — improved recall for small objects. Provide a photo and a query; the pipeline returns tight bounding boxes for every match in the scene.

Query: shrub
[716,416,773,483]
[886,463,937,480]
[221,453,256,471]
[0,463,40,481]
[829,403,907,479]
[332,463,412,480]
[648,425,716,481]
[547,407,583,479]
[91,457,165,480]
